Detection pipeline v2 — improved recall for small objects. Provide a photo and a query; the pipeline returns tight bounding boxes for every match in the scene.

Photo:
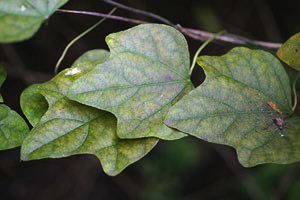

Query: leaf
[0,64,28,150]
[0,104,29,150]
[67,24,193,140]
[277,33,300,70]
[164,47,298,167]
[0,0,69,43]
[20,50,158,176]
[72,49,110,66]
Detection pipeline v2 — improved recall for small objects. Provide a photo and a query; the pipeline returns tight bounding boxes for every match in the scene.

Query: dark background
[1,0,300,199]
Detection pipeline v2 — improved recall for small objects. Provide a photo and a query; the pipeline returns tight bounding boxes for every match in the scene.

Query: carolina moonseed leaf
[277,32,300,70]
[0,104,29,150]
[0,0,69,43]
[20,50,158,176]
[67,24,193,140]
[164,47,299,167]
[0,64,29,150]
[72,49,110,66]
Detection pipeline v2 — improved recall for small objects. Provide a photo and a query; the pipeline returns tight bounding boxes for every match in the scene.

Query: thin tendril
[292,72,300,112]
[54,8,117,74]
[189,31,226,75]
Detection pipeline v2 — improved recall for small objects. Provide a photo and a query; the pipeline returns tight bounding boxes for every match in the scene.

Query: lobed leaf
[277,32,300,71]
[68,24,193,140]
[0,0,69,43]
[20,50,158,176]
[165,47,299,167]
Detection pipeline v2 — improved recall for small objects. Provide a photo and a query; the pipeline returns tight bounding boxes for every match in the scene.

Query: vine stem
[56,8,282,49]
[292,72,300,112]
[100,0,281,49]
[54,8,117,74]
[57,9,148,25]
[189,31,226,75]
[101,0,175,26]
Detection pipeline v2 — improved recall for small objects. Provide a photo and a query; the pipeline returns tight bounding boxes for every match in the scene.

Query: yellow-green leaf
[165,47,297,167]
[72,49,110,66]
[68,24,193,140]
[0,0,69,43]
[0,104,29,150]
[277,33,300,70]
[20,50,158,176]
[0,64,28,150]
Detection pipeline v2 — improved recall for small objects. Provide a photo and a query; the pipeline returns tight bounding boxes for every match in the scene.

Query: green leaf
[0,104,29,150]
[72,49,110,66]
[165,47,298,167]
[0,0,69,43]
[277,33,300,70]
[67,24,193,140]
[0,64,28,150]
[20,50,158,176]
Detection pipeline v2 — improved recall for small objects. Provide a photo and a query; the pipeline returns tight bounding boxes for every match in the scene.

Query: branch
[57,9,148,24]
[100,0,281,49]
[101,0,175,26]
[179,26,282,49]
[57,8,281,49]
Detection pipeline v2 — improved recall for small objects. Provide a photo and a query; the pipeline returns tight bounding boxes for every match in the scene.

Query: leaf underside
[165,47,300,167]
[68,24,193,140]
[0,0,69,43]
[20,50,158,176]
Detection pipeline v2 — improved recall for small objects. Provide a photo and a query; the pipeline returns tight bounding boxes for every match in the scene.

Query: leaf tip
[20,151,29,161]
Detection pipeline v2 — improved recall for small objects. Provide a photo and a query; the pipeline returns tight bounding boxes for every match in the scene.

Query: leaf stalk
[189,31,226,75]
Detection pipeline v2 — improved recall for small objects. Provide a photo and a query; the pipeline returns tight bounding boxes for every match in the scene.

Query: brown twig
[57,9,148,25]
[101,0,175,26]
[57,8,281,49]
[100,0,282,49]
[180,26,281,49]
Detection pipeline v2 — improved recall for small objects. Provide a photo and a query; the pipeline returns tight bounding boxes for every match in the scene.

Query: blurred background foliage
[0,0,300,199]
